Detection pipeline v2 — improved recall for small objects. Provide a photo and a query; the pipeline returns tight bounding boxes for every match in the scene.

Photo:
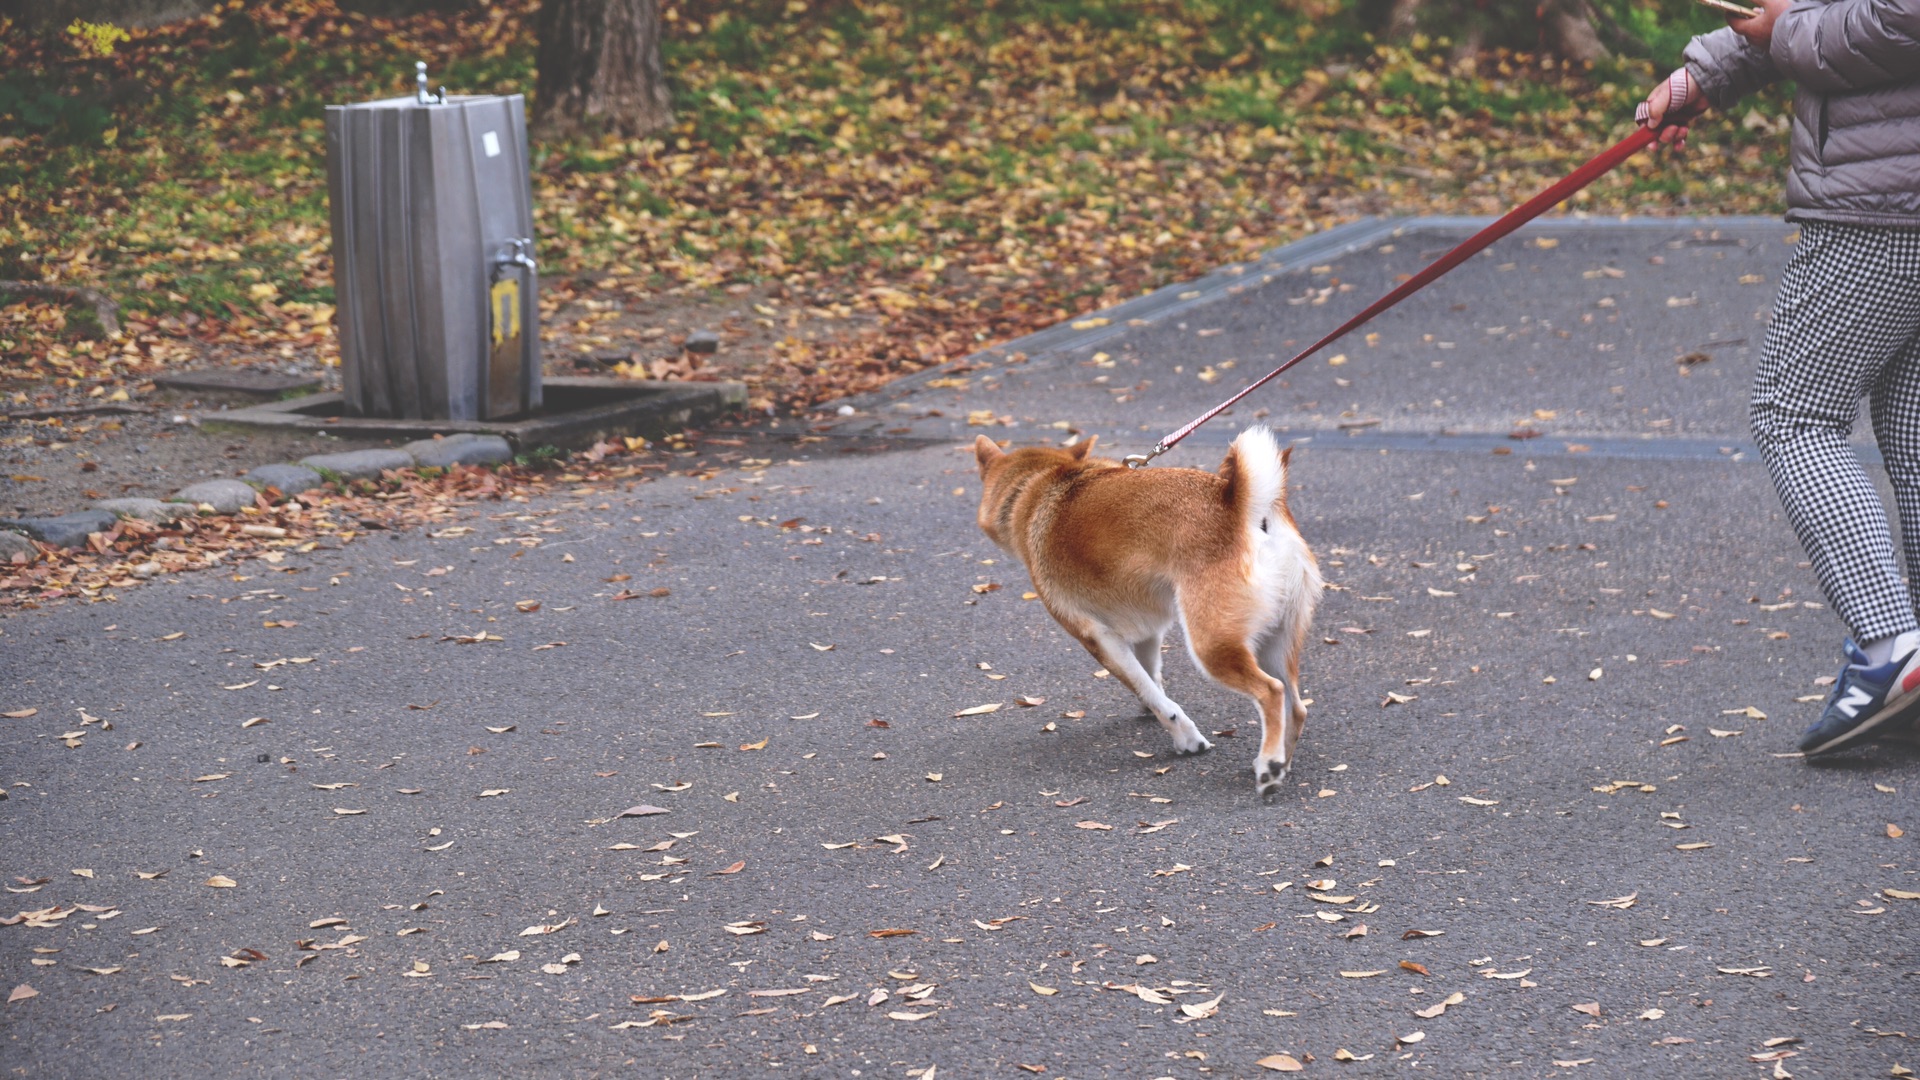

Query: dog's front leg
[1070,622,1211,755]
[1131,631,1167,691]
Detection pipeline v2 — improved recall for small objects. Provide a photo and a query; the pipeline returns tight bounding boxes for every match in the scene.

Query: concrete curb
[2,376,746,565]
[207,377,745,452]
[0,433,517,563]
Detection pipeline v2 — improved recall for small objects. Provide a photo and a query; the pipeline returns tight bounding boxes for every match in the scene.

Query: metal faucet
[498,238,537,274]
[414,60,447,105]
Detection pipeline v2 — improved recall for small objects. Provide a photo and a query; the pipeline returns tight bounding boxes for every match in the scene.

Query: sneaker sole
[1803,689,1920,756]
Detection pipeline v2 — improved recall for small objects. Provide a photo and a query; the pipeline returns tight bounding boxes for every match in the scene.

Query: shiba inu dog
[973,426,1323,795]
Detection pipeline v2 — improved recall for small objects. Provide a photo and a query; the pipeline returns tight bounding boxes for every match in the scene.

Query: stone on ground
[402,433,513,469]
[299,448,414,482]
[91,497,187,522]
[0,530,40,563]
[170,478,259,515]
[0,509,118,549]
[246,463,324,494]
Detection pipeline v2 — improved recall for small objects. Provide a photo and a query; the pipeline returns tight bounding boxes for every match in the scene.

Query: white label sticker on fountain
[482,131,501,158]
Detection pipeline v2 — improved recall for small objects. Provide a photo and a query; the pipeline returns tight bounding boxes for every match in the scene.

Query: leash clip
[1124,442,1169,469]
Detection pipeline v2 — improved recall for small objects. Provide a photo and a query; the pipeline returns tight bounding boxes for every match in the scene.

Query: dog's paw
[1254,756,1290,796]
[1167,719,1212,755]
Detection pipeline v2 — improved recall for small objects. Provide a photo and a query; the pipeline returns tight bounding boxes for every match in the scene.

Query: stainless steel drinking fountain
[324,61,541,420]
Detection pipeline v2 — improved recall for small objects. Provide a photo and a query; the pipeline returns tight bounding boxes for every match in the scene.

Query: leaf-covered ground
[2,0,1790,412]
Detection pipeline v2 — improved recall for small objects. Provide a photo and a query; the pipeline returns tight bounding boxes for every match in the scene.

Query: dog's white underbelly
[1043,526,1319,652]
[1047,581,1179,643]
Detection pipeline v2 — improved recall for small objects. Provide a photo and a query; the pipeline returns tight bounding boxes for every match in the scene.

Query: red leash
[1124,123,1663,468]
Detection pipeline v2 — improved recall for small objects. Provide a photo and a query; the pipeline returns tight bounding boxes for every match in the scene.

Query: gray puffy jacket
[1684,0,1920,226]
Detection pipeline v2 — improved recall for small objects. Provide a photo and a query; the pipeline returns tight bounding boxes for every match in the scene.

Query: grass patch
[1,0,1790,405]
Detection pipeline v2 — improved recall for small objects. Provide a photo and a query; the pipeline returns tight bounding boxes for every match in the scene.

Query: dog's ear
[1280,445,1293,468]
[1068,434,1097,460]
[973,434,1005,474]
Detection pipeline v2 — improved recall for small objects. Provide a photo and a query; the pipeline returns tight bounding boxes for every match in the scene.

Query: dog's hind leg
[1064,620,1210,754]
[1258,608,1314,779]
[1191,630,1293,796]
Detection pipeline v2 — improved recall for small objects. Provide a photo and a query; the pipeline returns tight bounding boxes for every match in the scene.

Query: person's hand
[1728,0,1791,49]
[1636,68,1709,148]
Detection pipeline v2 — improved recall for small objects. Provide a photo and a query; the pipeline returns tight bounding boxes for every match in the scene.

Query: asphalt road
[4,217,1917,1079]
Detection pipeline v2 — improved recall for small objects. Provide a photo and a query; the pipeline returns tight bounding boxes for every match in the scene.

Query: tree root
[0,281,122,337]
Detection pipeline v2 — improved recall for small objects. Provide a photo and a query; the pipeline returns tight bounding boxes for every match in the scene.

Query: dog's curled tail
[1219,425,1286,531]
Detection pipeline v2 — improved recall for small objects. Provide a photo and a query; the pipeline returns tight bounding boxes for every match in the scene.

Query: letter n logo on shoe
[1836,686,1874,718]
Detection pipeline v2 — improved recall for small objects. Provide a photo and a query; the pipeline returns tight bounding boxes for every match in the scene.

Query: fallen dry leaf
[1256,1054,1304,1072]
[203,875,236,889]
[1179,993,1223,1020]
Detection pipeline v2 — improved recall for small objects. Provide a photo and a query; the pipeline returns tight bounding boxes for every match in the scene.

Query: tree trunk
[533,0,673,141]
[1384,0,1423,41]
[1539,0,1610,63]
[1375,0,1611,63]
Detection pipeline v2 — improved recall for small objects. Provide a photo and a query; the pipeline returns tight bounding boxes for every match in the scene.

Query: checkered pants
[1750,222,1920,643]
